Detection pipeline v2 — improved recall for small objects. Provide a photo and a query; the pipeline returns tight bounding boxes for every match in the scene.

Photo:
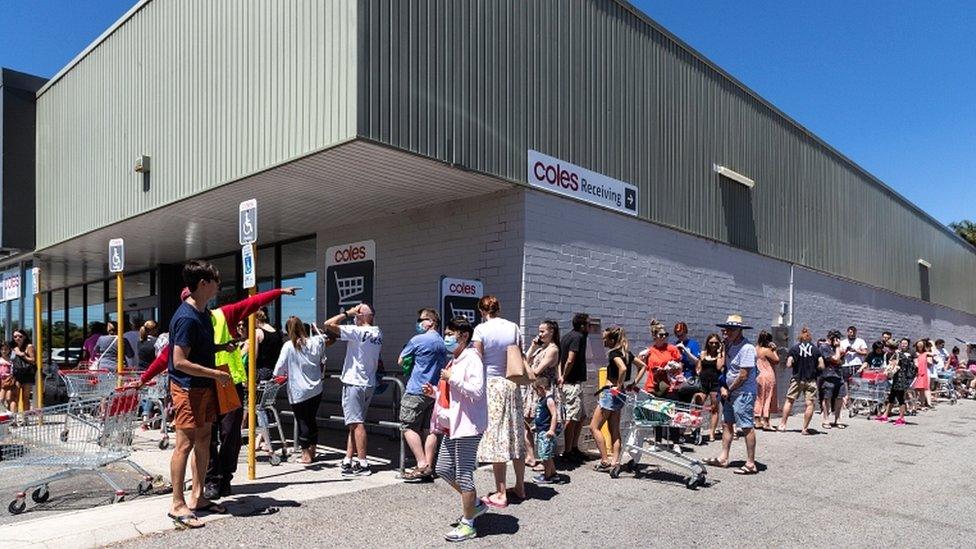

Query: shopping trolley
[334,272,365,306]
[241,381,288,466]
[0,387,155,514]
[615,391,707,489]
[848,376,891,418]
[61,369,118,402]
[933,374,958,405]
[450,304,477,324]
[141,372,171,449]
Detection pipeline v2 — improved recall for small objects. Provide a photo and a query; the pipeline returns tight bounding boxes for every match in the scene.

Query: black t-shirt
[788,342,822,381]
[167,301,216,389]
[865,352,886,370]
[137,337,157,370]
[607,349,633,385]
[257,327,284,370]
[560,330,588,384]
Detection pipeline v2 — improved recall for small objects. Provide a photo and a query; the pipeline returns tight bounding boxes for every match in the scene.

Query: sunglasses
[654,333,669,338]
[416,318,432,323]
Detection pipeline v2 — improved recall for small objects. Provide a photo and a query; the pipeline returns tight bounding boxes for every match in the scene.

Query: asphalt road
[116,399,976,548]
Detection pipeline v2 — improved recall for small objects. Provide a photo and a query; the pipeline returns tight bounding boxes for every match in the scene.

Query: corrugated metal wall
[356,0,976,314]
[35,0,358,249]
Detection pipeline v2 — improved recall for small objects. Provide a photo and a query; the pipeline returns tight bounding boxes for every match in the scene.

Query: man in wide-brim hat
[703,314,760,475]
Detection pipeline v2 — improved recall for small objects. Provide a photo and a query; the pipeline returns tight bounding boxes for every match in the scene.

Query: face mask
[444,335,459,352]
[415,322,427,335]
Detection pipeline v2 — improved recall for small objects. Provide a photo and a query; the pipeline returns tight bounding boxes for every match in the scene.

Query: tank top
[257,327,283,369]
[699,356,720,377]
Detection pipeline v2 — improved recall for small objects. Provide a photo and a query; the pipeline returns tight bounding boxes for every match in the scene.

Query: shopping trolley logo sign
[239,199,258,245]
[241,244,256,289]
[108,238,125,273]
[326,240,375,318]
[0,270,20,302]
[440,277,483,329]
[527,150,638,216]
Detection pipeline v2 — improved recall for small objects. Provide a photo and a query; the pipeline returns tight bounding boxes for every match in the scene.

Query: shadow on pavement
[522,484,559,501]
[224,494,302,517]
[476,513,519,537]
[228,478,352,496]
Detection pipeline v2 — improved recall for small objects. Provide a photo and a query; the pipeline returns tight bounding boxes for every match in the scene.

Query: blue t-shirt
[167,301,216,389]
[673,337,701,378]
[725,337,757,396]
[401,329,448,395]
[534,394,555,432]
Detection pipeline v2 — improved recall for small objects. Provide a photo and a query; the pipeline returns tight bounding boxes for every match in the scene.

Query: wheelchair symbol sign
[108,238,125,273]
[239,199,257,245]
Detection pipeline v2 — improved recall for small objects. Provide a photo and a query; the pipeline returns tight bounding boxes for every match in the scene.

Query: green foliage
[949,220,976,247]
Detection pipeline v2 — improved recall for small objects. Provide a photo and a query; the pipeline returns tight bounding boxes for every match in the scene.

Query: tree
[950,220,976,247]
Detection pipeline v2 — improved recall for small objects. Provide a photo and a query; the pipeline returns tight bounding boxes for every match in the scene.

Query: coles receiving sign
[325,240,375,319]
[440,277,484,330]
[1,270,20,302]
[527,149,638,216]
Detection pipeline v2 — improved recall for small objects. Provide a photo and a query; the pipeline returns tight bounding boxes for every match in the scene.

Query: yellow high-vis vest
[212,309,246,384]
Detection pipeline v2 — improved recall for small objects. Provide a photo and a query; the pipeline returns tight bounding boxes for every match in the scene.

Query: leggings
[292,393,323,449]
[435,433,482,493]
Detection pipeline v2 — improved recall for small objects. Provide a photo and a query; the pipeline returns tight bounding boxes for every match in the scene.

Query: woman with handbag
[471,296,526,509]
[0,341,16,411]
[11,329,36,413]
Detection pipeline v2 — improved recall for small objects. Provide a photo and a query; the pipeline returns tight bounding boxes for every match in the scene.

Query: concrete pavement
[108,399,976,548]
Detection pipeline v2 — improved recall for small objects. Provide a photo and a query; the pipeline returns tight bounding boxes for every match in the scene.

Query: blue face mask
[415,322,427,335]
[444,335,459,352]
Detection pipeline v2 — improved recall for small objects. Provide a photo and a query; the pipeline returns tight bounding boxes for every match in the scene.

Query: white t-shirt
[273,335,327,404]
[839,337,867,367]
[339,324,383,387]
[472,317,522,378]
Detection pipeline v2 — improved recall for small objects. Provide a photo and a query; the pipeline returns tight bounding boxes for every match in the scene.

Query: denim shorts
[722,392,756,429]
[598,388,626,412]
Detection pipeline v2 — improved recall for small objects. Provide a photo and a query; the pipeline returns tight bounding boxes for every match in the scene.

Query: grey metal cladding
[356,0,976,314]
[35,0,358,250]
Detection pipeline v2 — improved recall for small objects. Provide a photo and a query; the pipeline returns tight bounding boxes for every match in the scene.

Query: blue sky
[1,1,973,226]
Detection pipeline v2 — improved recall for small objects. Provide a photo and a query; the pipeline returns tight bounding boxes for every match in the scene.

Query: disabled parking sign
[325,240,375,319]
[239,199,257,245]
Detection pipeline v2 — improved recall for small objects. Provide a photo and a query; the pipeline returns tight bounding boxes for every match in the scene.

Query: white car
[50,347,83,367]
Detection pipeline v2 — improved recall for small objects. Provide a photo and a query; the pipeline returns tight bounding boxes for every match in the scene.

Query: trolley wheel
[138,480,153,495]
[693,429,703,446]
[269,453,282,466]
[695,474,707,488]
[59,429,69,443]
[685,476,698,490]
[8,499,26,515]
[158,437,170,450]
[31,486,50,504]
[114,494,126,504]
[122,433,133,446]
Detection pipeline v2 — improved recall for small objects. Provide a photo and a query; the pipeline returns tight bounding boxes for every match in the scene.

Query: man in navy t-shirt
[166,260,231,529]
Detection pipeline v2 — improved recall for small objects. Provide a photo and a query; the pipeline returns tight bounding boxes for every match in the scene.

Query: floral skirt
[477,377,526,463]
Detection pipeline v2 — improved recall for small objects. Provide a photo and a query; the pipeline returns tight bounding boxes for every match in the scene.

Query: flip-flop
[192,502,228,514]
[168,512,204,529]
[776,425,787,432]
[702,457,728,468]
[480,494,508,509]
[733,465,758,475]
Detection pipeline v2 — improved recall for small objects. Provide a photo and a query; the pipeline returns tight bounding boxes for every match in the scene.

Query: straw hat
[716,314,752,330]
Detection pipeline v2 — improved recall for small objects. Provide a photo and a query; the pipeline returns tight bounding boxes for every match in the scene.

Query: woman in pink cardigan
[423,316,487,543]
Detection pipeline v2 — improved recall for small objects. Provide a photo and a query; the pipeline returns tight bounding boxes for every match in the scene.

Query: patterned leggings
[436,434,482,493]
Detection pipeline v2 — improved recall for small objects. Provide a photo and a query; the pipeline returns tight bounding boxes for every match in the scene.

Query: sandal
[480,494,508,509]
[168,512,205,529]
[733,464,758,475]
[702,457,728,468]
[776,425,787,432]
[593,462,612,473]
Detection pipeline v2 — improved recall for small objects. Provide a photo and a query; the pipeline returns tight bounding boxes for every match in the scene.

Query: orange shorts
[170,384,217,429]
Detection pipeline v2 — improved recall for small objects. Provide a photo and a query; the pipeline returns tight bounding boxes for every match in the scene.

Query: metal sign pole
[33,269,43,410]
[116,272,125,385]
[247,245,257,480]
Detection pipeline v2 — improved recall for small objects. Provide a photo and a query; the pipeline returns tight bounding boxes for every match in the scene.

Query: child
[0,342,15,412]
[531,379,560,484]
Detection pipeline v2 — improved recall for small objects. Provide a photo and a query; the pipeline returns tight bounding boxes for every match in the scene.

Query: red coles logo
[333,245,367,264]
[532,161,580,191]
[449,283,478,295]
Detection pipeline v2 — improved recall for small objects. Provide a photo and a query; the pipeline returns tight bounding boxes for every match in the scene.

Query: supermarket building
[1,0,975,382]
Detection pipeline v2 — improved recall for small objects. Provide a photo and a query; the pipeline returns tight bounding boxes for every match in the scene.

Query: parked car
[50,347,83,368]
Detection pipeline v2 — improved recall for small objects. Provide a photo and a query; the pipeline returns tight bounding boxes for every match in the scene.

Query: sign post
[439,277,484,331]
[239,200,258,481]
[32,267,42,410]
[108,239,125,385]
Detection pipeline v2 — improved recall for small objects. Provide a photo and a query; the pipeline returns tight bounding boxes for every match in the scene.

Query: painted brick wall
[314,189,525,371]
[792,266,976,345]
[522,190,791,355]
